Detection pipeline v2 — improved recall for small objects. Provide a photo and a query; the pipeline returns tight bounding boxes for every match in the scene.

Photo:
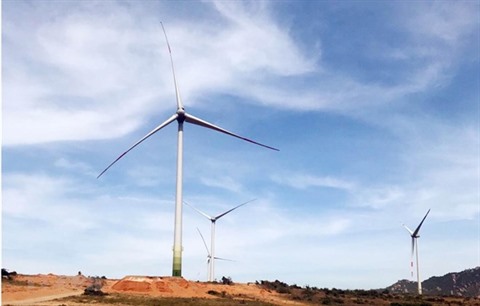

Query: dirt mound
[107,276,307,304]
[109,276,206,297]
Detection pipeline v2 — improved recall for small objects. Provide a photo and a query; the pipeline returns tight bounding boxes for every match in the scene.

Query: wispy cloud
[403,1,479,45]
[54,158,96,176]
[3,1,316,146]
[5,1,477,147]
[272,173,355,191]
[200,176,243,193]
[3,173,97,230]
[273,119,479,222]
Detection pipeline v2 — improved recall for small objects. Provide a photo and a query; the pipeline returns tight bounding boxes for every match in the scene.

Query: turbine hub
[176,109,186,123]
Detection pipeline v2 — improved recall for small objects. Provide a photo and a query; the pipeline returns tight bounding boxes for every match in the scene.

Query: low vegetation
[2,270,47,288]
[56,293,276,306]
[256,280,478,305]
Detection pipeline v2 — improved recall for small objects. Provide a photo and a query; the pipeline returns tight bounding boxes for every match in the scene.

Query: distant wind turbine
[97,23,278,277]
[402,209,430,295]
[186,199,255,281]
[196,227,233,281]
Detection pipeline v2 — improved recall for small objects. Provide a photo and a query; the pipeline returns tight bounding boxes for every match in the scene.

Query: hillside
[387,267,480,297]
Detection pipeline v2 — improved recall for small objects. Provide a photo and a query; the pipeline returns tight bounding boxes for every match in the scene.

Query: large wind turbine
[97,24,278,277]
[185,199,255,281]
[402,209,430,295]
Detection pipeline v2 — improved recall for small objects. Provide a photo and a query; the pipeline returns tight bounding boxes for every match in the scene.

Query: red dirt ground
[2,274,306,305]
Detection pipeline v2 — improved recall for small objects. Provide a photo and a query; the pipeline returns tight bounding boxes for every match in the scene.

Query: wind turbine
[97,24,278,277]
[402,209,430,295]
[185,199,255,281]
[196,228,233,281]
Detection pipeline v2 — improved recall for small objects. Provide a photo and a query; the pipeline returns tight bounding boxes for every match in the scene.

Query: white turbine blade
[411,237,415,259]
[402,224,414,236]
[214,256,235,262]
[215,199,256,220]
[412,209,431,237]
[160,22,183,110]
[196,227,211,256]
[184,113,279,151]
[184,201,213,221]
[97,113,178,178]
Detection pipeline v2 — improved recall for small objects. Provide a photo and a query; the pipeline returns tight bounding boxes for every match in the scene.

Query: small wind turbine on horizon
[185,199,255,282]
[196,227,234,281]
[402,209,431,295]
[97,23,278,277]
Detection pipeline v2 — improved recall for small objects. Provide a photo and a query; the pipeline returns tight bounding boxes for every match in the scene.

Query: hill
[387,267,480,297]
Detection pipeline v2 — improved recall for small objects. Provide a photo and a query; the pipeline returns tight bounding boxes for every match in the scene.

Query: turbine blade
[184,113,279,151]
[184,201,213,221]
[160,22,183,110]
[402,224,414,236]
[97,114,178,178]
[412,209,431,237]
[215,199,256,220]
[196,227,211,256]
[214,257,235,262]
[411,237,415,259]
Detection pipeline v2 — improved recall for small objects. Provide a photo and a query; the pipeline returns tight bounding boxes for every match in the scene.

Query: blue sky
[2,0,479,289]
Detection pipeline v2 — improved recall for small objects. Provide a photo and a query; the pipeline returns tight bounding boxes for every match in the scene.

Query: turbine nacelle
[176,109,186,122]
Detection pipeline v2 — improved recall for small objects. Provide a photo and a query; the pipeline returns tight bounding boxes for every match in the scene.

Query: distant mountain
[387,267,480,297]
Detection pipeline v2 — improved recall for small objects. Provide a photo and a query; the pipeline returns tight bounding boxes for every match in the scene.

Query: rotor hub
[176,109,186,122]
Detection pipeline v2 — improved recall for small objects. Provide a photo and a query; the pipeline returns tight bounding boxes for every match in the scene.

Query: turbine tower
[97,24,278,277]
[186,199,255,281]
[402,209,430,295]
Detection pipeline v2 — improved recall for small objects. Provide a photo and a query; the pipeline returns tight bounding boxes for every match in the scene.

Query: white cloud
[55,158,96,176]
[3,174,96,230]
[272,119,479,222]
[3,0,315,146]
[272,173,355,191]
[404,1,479,45]
[200,176,243,193]
[3,2,171,146]
[353,186,406,210]
[211,0,315,76]
[4,1,478,147]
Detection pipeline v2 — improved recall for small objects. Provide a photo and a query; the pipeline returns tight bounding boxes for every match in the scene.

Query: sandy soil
[106,276,306,305]
[2,274,90,304]
[2,274,306,306]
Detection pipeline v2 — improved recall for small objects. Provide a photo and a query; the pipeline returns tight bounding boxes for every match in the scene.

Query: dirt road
[3,290,82,305]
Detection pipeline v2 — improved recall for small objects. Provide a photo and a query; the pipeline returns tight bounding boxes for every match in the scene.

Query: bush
[83,287,106,296]
[2,268,16,280]
[221,276,233,285]
[277,287,291,294]
[322,296,344,304]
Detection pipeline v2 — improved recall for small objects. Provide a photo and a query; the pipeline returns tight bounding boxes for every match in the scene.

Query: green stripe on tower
[172,253,182,277]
